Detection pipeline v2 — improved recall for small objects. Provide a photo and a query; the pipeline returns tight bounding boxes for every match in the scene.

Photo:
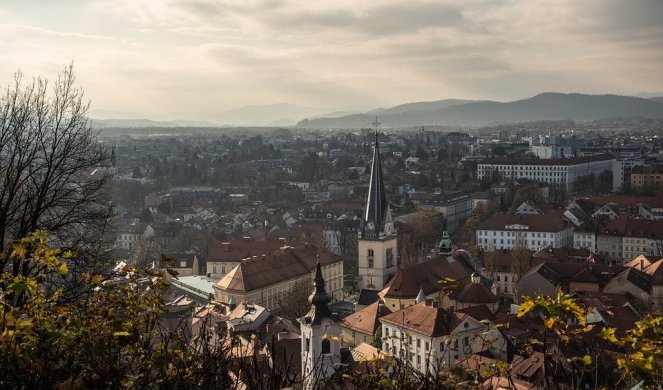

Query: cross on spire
[372,116,380,144]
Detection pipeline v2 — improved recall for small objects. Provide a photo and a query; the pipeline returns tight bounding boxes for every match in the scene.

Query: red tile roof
[342,301,392,335]
[379,301,453,337]
[478,212,569,233]
[601,215,663,238]
[214,244,342,293]
[379,257,474,300]
[206,238,284,263]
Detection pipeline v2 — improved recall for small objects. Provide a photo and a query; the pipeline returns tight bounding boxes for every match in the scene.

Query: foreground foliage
[2,233,662,389]
[1,232,232,389]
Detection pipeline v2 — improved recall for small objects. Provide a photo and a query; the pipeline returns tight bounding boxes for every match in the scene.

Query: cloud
[0,0,661,118]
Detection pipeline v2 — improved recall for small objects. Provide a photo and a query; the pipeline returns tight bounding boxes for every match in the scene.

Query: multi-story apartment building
[573,230,596,252]
[418,192,473,234]
[630,165,663,192]
[476,213,573,251]
[477,154,614,192]
[596,215,663,263]
[612,159,646,192]
[530,145,572,159]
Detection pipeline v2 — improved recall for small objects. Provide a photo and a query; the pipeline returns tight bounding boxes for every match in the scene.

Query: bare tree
[0,65,112,281]
[278,277,312,322]
[398,210,444,268]
[510,234,531,303]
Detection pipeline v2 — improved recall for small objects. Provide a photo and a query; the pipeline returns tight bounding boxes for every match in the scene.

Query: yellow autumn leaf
[58,262,69,276]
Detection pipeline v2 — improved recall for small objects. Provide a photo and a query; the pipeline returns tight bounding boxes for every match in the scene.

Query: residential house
[379,300,505,374]
[630,164,663,192]
[596,215,663,262]
[518,262,625,299]
[341,301,392,347]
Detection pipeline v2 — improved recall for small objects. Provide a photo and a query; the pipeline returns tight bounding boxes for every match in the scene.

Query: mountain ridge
[297,93,663,128]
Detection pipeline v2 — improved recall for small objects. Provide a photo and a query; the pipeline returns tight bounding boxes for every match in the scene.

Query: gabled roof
[457,304,496,322]
[214,244,343,293]
[357,289,380,306]
[379,256,474,300]
[604,267,651,294]
[644,259,663,285]
[449,281,498,304]
[206,238,284,263]
[342,301,392,335]
[379,301,452,337]
[600,215,663,238]
[524,262,624,287]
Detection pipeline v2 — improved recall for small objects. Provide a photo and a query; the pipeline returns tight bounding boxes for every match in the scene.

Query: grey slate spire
[305,261,335,325]
[364,119,388,236]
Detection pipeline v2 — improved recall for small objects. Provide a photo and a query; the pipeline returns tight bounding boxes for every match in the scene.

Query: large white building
[530,145,572,159]
[476,213,573,251]
[379,300,505,374]
[477,154,614,192]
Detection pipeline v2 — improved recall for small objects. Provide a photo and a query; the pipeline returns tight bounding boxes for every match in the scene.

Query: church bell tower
[357,119,397,290]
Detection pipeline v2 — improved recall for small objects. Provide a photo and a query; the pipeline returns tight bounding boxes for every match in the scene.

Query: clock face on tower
[367,222,375,231]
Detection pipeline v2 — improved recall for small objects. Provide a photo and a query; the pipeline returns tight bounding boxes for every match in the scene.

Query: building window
[367,249,374,258]
[322,339,331,354]
[439,342,444,352]
[425,341,429,351]
[386,248,394,268]
[368,258,374,268]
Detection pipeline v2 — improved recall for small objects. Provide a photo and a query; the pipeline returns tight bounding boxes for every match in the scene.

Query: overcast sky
[1,0,662,120]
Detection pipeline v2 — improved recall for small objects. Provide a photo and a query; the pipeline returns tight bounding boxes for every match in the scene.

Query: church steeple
[305,262,335,325]
[299,261,341,389]
[363,118,390,238]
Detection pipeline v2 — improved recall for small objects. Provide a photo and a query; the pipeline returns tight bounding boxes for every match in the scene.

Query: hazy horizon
[1,1,662,122]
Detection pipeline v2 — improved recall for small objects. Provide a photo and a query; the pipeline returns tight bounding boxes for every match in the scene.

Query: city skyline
[1,0,662,121]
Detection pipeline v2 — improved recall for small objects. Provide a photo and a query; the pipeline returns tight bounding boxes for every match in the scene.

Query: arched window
[321,339,331,354]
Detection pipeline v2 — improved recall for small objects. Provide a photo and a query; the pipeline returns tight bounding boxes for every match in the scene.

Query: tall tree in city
[510,235,531,303]
[0,65,112,283]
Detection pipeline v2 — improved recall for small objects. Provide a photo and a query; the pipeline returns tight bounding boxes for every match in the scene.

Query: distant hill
[649,96,663,104]
[91,118,220,129]
[366,99,478,116]
[297,93,663,128]
[213,103,324,126]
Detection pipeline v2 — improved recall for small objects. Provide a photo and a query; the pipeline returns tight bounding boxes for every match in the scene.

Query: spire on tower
[364,118,388,236]
[305,261,335,325]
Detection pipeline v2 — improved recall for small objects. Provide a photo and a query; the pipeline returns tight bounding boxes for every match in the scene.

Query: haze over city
[1,0,662,123]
